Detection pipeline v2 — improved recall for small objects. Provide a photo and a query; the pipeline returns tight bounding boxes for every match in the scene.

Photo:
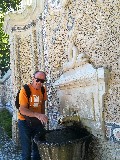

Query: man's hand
[19,106,48,124]
[34,112,48,124]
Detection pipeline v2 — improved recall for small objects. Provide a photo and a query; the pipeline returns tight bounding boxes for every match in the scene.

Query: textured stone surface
[0,70,13,113]
[88,137,120,160]
[0,127,22,160]
[2,0,120,159]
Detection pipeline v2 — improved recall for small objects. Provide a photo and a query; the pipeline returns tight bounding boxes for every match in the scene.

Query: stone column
[3,0,45,143]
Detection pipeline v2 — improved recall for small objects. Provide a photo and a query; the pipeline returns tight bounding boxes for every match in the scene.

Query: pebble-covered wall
[0,70,12,113]
[42,0,120,143]
[3,0,120,159]
[42,0,120,159]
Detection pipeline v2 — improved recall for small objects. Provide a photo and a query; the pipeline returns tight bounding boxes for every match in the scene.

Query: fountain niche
[34,44,109,160]
[54,43,109,138]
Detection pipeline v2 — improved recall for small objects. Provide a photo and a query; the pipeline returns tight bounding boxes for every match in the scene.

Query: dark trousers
[18,120,44,160]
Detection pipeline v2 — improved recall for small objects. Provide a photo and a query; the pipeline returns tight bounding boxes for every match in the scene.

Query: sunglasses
[34,78,46,83]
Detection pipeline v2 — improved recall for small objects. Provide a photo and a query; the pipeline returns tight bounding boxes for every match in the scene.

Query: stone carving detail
[60,0,71,8]
[113,128,120,141]
[54,46,109,136]
[11,16,42,32]
[63,43,89,72]
[20,0,32,8]
[48,0,71,9]
[106,123,120,144]
[3,0,119,150]
[48,0,61,8]
[64,92,95,120]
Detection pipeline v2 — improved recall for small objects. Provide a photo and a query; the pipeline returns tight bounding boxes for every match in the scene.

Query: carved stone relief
[48,0,71,9]
[63,43,89,72]
[48,0,61,9]
[60,89,95,120]
[3,0,120,149]
[60,0,72,8]
[54,44,109,137]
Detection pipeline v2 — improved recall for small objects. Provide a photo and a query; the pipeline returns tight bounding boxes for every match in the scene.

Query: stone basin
[34,124,92,160]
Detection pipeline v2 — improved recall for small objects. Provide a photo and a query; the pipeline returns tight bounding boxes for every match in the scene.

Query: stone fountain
[54,43,109,138]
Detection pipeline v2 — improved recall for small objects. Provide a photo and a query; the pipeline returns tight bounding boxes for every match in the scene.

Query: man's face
[33,72,46,90]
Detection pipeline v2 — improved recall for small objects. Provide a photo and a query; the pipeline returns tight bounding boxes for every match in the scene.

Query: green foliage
[0,16,10,76]
[0,0,22,77]
[0,109,12,138]
[0,0,22,13]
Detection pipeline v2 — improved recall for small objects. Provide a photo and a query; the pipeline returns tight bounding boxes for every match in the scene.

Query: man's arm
[19,105,35,117]
[19,106,48,124]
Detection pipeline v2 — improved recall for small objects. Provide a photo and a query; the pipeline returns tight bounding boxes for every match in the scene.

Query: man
[18,71,48,160]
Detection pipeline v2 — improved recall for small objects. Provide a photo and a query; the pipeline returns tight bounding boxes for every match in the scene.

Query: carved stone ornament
[48,0,61,9]
[60,0,71,8]
[54,44,109,137]
[3,0,44,34]
[48,0,71,8]
[63,43,89,72]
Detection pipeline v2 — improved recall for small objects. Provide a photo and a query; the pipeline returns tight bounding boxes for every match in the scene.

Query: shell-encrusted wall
[3,0,120,156]
[0,70,12,112]
[43,0,120,143]
[0,71,11,101]
[3,0,46,142]
[53,46,109,137]
[16,34,32,84]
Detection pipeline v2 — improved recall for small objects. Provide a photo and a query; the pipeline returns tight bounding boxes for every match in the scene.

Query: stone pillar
[3,0,45,143]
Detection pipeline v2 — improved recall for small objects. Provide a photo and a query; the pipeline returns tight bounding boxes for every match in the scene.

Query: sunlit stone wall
[43,0,120,142]
[0,70,12,113]
[3,0,120,159]
[42,0,120,159]
[3,0,45,142]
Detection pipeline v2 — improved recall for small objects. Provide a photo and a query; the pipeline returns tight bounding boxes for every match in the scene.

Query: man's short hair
[33,71,46,79]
